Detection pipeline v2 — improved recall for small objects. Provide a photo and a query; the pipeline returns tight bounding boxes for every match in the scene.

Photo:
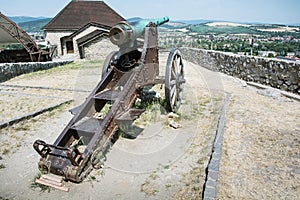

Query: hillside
[189,23,260,35]
[18,18,52,33]
[7,15,300,35]
[158,21,300,58]
[168,21,300,35]
[9,16,47,24]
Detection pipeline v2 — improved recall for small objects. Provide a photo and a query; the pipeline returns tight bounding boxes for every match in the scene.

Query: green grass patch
[17,60,104,79]
[189,24,261,35]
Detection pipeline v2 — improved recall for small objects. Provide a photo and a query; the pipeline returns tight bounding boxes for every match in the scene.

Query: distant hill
[177,19,300,27]
[161,21,188,29]
[8,16,47,24]
[7,16,52,33]
[6,15,300,34]
[127,17,142,22]
[126,17,188,29]
[186,23,300,36]
[18,18,52,33]
[177,19,223,25]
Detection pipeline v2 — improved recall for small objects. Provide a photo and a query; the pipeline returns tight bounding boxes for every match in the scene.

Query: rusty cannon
[33,16,185,184]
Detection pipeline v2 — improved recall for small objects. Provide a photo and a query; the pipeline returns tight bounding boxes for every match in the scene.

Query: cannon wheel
[165,48,184,112]
[101,51,119,79]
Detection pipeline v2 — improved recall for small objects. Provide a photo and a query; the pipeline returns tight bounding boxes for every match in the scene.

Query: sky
[0,0,300,24]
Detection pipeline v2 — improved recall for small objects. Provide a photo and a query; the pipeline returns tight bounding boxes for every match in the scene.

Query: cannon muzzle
[109,16,169,47]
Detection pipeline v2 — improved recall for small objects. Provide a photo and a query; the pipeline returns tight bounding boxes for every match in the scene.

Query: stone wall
[180,48,300,94]
[81,37,118,61]
[45,31,74,55]
[0,61,72,82]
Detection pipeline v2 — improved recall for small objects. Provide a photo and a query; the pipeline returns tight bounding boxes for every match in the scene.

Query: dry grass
[216,75,300,199]
[0,103,71,156]
[141,172,160,196]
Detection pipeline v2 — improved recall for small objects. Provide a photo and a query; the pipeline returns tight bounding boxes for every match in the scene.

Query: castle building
[43,0,124,60]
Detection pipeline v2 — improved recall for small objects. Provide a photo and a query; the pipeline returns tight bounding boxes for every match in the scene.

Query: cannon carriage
[33,16,185,183]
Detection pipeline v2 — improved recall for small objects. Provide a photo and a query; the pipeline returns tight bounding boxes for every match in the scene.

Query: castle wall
[0,61,72,82]
[71,26,118,61]
[80,36,118,61]
[45,31,74,55]
[180,48,300,94]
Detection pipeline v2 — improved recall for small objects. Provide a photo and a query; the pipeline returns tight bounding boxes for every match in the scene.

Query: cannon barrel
[109,16,169,46]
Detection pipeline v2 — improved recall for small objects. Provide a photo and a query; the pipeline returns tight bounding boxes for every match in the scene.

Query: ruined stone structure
[180,48,300,94]
[43,0,124,60]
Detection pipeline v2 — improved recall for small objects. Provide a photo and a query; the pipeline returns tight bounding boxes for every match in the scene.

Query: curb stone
[0,99,73,129]
[203,92,231,200]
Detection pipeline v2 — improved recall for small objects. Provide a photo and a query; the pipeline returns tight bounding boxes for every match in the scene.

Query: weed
[14,124,31,131]
[2,148,9,155]
[163,165,170,169]
[0,164,5,169]
[141,180,150,192]
[175,164,204,198]
[85,175,98,188]
[153,189,159,194]
[196,159,204,165]
[141,172,160,195]
[149,173,159,180]
[141,180,159,195]
[31,118,38,123]
[94,104,111,119]
[133,91,165,128]
[16,142,22,148]
[95,169,105,177]
[192,186,200,191]
[89,175,97,181]
[47,111,56,118]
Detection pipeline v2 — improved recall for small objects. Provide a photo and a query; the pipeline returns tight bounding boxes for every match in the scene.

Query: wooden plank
[36,179,69,192]
[40,177,63,187]
[41,174,63,183]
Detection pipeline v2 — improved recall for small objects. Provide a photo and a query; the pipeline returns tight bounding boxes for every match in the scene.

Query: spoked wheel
[101,51,119,79]
[165,48,185,112]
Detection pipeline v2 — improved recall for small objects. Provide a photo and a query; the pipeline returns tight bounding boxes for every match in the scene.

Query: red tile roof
[43,1,124,31]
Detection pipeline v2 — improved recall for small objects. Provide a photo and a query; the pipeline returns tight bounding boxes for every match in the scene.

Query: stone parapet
[180,48,300,94]
[0,61,73,82]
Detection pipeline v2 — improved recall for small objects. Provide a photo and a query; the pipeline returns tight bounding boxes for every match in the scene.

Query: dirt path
[0,53,299,199]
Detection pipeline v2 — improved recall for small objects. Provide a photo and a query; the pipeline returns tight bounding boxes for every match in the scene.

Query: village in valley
[159,21,300,60]
[2,11,300,63]
[1,2,300,62]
